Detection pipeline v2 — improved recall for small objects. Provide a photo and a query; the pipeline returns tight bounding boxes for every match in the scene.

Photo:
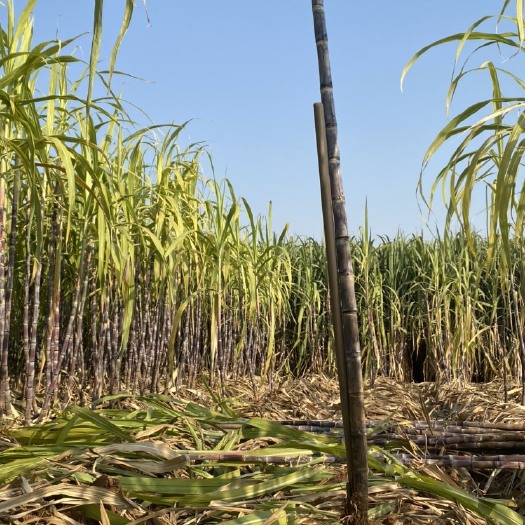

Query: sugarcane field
[3,1,525,524]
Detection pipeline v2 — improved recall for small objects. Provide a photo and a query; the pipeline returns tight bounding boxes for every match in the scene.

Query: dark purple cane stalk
[312,1,368,521]
[1,163,19,415]
[26,256,42,422]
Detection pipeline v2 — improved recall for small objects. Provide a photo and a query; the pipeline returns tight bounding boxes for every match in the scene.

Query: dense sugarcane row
[4,169,525,422]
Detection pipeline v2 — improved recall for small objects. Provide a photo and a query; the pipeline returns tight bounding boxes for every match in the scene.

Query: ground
[2,375,525,524]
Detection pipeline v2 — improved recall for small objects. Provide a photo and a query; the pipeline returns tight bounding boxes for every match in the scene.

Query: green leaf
[108,0,134,84]
[178,466,319,505]
[399,472,523,525]
[88,0,103,110]
[68,406,133,442]
[78,504,129,525]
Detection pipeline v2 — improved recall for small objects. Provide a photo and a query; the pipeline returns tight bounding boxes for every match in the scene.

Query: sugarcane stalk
[148,296,162,392]
[183,451,525,470]
[92,448,525,471]
[137,266,151,394]
[67,242,92,396]
[91,276,103,404]
[61,239,88,377]
[124,261,142,392]
[274,418,525,431]
[383,452,525,470]
[26,256,42,422]
[109,298,121,394]
[314,101,354,497]
[312,1,368,521]
[2,161,18,412]
[151,298,167,393]
[22,209,31,414]
[0,176,9,416]
[40,183,63,417]
[509,270,525,404]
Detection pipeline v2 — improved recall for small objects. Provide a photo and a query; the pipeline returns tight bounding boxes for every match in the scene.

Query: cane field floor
[1,375,525,524]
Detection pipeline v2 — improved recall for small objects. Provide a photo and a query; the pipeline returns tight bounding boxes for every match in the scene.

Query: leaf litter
[0,375,524,524]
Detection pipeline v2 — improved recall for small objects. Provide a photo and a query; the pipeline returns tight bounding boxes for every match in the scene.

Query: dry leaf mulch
[182,375,525,523]
[2,376,525,524]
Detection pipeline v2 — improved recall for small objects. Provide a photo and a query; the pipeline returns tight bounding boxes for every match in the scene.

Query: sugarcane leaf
[401,32,519,91]
[94,442,182,461]
[219,509,288,525]
[117,476,234,495]
[108,0,134,84]
[68,406,133,442]
[178,466,319,506]
[245,417,344,452]
[79,504,129,525]
[0,483,129,514]
[10,0,37,55]
[398,472,523,525]
[87,0,103,109]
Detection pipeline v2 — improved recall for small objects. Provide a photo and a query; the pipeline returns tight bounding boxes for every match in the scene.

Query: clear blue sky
[22,2,503,237]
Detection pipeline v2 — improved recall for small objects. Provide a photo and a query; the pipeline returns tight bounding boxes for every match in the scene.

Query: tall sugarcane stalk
[312,1,368,521]
[2,161,18,413]
[0,175,10,416]
[314,101,355,503]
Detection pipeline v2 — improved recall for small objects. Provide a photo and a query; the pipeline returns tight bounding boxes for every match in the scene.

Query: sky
[17,1,509,238]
